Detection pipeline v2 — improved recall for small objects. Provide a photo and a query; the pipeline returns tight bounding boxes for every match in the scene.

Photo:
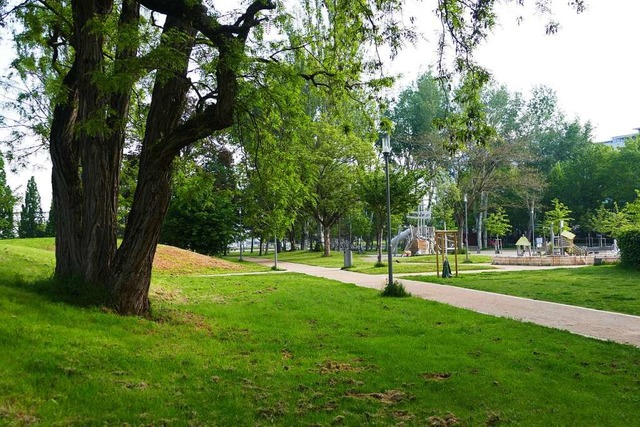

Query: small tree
[485,207,512,253]
[0,152,17,238]
[18,176,45,238]
[544,198,573,234]
[589,202,630,238]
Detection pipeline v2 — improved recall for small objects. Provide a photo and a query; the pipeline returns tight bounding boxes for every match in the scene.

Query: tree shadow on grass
[1,273,109,309]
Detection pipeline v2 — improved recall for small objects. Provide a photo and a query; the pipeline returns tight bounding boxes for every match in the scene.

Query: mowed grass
[247,249,495,274]
[0,239,639,425]
[406,265,640,316]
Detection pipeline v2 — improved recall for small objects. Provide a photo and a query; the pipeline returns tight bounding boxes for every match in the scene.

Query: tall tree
[302,119,374,257]
[358,167,426,263]
[18,176,45,238]
[0,152,17,238]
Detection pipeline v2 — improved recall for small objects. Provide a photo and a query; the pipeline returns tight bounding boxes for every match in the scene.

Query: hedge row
[618,228,640,269]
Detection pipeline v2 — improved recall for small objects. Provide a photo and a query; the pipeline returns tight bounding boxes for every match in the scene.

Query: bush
[618,229,640,269]
[380,280,411,298]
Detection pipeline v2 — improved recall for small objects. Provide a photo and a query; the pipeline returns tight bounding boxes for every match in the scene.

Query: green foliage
[588,202,631,238]
[0,152,17,238]
[44,198,56,237]
[543,198,573,234]
[437,66,496,151]
[390,72,448,173]
[625,190,640,224]
[618,228,640,269]
[485,207,512,238]
[607,137,640,205]
[380,280,411,297]
[299,100,375,255]
[18,176,45,238]
[160,150,238,255]
[117,155,139,236]
[358,166,426,261]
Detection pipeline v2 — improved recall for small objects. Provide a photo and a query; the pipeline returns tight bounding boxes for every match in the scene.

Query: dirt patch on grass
[421,372,452,381]
[427,413,460,426]
[346,389,407,405]
[0,402,39,426]
[149,287,189,304]
[318,360,365,374]
[153,245,241,274]
[154,309,214,333]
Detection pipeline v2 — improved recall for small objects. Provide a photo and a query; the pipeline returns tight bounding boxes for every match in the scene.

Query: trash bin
[343,250,352,268]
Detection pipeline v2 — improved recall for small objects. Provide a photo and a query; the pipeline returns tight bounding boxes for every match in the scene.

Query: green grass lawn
[406,265,640,316]
[247,249,495,274]
[350,261,495,274]
[1,239,640,425]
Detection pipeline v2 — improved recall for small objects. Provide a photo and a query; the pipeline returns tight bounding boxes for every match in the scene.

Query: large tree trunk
[51,66,83,277]
[50,0,269,315]
[109,17,196,314]
[72,0,118,286]
[110,157,173,314]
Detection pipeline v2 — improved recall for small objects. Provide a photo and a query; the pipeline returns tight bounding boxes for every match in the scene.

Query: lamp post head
[381,134,391,154]
[463,193,467,204]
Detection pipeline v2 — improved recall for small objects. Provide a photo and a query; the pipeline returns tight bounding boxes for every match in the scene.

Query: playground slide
[390,227,413,255]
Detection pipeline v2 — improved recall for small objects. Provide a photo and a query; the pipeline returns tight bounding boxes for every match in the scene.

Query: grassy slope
[406,266,640,316]
[1,239,639,425]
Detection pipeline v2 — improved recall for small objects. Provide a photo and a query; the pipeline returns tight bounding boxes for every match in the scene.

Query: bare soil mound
[153,245,241,273]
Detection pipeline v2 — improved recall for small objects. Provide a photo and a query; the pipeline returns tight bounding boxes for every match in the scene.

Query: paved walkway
[245,258,640,347]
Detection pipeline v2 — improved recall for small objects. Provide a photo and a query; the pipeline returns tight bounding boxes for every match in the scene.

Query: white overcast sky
[4,0,639,209]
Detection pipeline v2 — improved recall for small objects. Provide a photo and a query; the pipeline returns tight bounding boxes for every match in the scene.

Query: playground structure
[548,230,588,256]
[493,228,620,267]
[390,199,437,256]
[390,225,436,256]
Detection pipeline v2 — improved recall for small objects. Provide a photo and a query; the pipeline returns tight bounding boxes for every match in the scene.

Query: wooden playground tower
[434,230,459,278]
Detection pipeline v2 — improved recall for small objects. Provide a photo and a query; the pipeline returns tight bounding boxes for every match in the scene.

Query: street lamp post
[531,206,535,256]
[381,134,393,286]
[239,207,244,262]
[464,193,469,262]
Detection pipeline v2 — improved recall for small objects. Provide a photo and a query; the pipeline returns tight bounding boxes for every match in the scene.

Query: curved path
[246,258,640,347]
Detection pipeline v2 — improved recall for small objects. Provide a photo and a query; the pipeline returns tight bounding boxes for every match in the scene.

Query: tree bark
[322,225,331,257]
[109,16,196,314]
[50,65,83,277]
[71,0,118,286]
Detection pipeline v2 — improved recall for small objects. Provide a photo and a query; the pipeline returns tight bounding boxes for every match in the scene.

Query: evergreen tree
[18,176,45,238]
[0,152,17,238]
[45,199,56,237]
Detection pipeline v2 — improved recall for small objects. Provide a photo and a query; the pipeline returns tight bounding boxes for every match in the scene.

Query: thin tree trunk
[323,225,331,257]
